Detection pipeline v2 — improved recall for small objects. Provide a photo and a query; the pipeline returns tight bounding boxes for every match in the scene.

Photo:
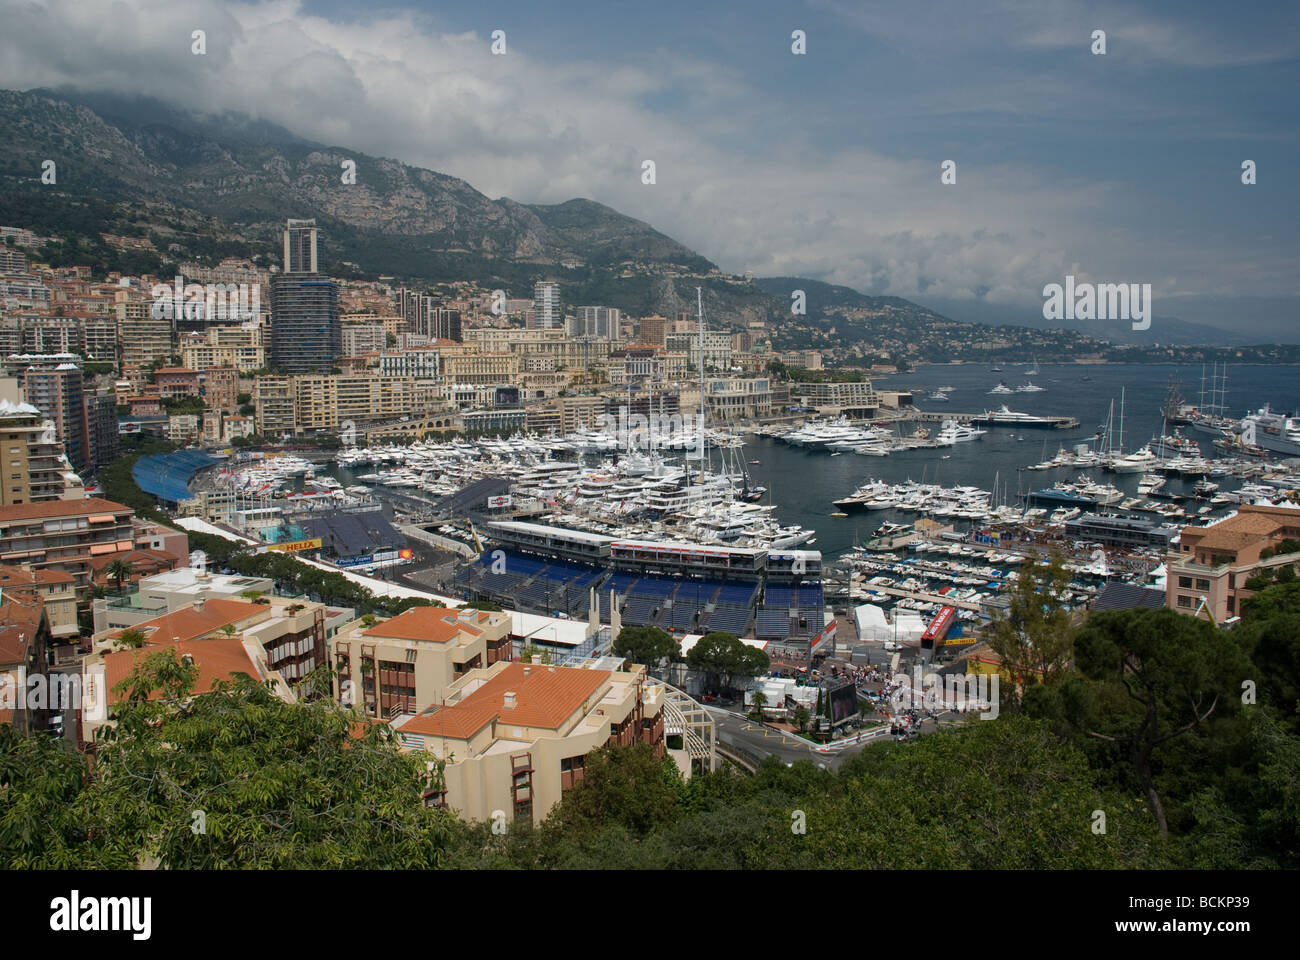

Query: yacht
[1241,405,1300,457]
[1016,382,1046,393]
[989,382,1015,395]
[930,391,950,402]
[1111,446,1161,474]
[936,420,986,444]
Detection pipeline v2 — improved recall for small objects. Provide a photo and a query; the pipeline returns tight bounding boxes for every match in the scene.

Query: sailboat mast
[697,286,706,484]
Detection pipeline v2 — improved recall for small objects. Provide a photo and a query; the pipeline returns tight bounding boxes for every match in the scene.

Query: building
[379,348,440,380]
[703,377,772,421]
[329,606,513,720]
[199,367,239,412]
[0,583,53,734]
[531,281,561,330]
[18,356,90,473]
[791,380,879,419]
[81,601,295,743]
[568,306,620,339]
[84,394,120,475]
[0,497,135,589]
[638,315,669,347]
[0,399,72,504]
[341,323,387,357]
[666,331,733,372]
[283,219,319,274]
[1166,505,1300,623]
[180,324,265,373]
[0,563,77,642]
[116,294,173,368]
[153,367,201,400]
[391,659,666,825]
[269,273,341,374]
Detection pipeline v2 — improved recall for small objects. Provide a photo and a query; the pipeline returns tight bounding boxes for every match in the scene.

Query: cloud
[0,0,1295,333]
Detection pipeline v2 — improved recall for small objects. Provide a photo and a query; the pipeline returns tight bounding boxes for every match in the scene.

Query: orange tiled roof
[402,663,610,739]
[363,606,484,644]
[102,636,264,703]
[0,498,130,523]
[110,598,262,645]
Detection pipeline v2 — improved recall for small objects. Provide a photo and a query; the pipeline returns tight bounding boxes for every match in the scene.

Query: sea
[738,362,1300,558]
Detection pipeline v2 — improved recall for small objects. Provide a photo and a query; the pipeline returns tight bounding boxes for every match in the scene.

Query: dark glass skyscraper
[271,219,339,373]
[270,274,340,373]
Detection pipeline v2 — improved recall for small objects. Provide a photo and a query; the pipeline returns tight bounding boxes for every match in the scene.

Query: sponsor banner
[266,538,322,553]
[487,494,513,509]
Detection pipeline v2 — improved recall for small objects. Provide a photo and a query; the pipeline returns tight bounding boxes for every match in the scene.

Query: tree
[612,625,679,671]
[545,743,683,838]
[750,690,768,720]
[86,654,455,868]
[793,705,811,733]
[104,558,134,592]
[686,632,770,696]
[1067,607,1252,838]
[114,628,146,650]
[984,554,1076,698]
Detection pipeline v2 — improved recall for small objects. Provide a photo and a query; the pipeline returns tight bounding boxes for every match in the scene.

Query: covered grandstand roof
[133,450,223,506]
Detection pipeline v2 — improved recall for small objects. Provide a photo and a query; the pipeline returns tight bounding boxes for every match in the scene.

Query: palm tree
[115,628,146,650]
[105,558,134,593]
[750,690,767,720]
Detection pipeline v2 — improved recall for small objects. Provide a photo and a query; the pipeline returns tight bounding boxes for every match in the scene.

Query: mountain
[0,89,712,276]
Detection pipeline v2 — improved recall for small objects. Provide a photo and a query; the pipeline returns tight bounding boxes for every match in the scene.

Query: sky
[1,0,1297,338]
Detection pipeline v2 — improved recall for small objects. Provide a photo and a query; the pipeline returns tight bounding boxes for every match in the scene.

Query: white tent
[854,603,892,642]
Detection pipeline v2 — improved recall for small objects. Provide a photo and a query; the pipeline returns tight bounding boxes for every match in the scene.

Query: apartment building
[0,399,71,505]
[200,367,239,412]
[1166,504,1300,623]
[525,395,607,434]
[81,617,293,743]
[0,497,135,589]
[0,583,53,734]
[180,324,265,372]
[253,376,295,437]
[153,367,200,400]
[392,659,666,825]
[638,315,670,347]
[85,393,120,474]
[379,347,440,379]
[666,330,733,372]
[18,356,90,473]
[92,563,272,634]
[531,281,562,330]
[0,563,77,640]
[568,306,620,339]
[116,294,173,367]
[341,323,387,357]
[329,606,513,721]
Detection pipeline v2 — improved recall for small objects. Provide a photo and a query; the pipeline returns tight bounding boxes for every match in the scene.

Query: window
[1196,579,1211,591]
[1177,596,1192,609]
[1178,576,1192,588]
[1226,596,1235,613]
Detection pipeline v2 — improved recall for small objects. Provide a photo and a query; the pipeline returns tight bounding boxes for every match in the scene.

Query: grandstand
[300,509,404,563]
[460,522,818,644]
[133,450,223,507]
